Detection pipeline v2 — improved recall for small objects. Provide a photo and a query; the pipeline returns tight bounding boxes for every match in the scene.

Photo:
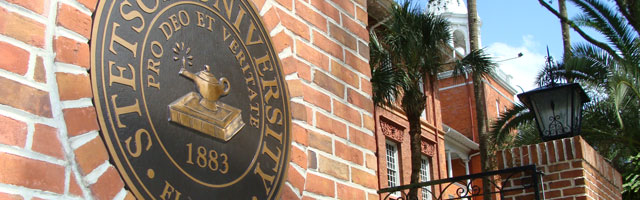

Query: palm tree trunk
[472,72,492,200]
[559,0,572,59]
[467,0,480,52]
[467,0,493,199]
[407,113,423,200]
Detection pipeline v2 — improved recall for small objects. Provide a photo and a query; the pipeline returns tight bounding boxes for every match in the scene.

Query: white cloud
[486,35,546,93]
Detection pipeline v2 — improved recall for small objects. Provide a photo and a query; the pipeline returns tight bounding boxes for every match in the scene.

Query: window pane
[421,157,432,200]
[386,141,400,196]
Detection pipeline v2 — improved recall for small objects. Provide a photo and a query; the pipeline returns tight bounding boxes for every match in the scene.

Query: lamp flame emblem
[168,42,245,142]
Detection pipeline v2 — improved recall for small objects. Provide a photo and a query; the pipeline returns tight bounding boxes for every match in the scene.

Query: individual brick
[74,136,109,175]
[334,140,363,165]
[280,184,301,200]
[304,173,335,197]
[345,51,370,77]
[0,8,46,47]
[57,3,92,38]
[337,183,365,200]
[348,126,375,152]
[6,0,49,15]
[308,131,332,154]
[350,167,377,188]
[328,23,356,50]
[357,40,369,60]
[332,99,361,126]
[0,192,23,200]
[282,58,311,82]
[0,41,30,75]
[313,71,345,98]
[54,36,90,68]
[260,6,279,32]
[329,0,354,17]
[330,60,358,88]
[277,9,310,40]
[291,146,308,169]
[295,39,329,71]
[360,77,372,96]
[290,101,311,123]
[347,88,373,114]
[341,13,368,42]
[287,165,305,192]
[292,123,308,146]
[312,30,342,60]
[355,5,367,25]
[63,107,99,137]
[318,154,349,181]
[77,0,98,11]
[296,1,327,32]
[69,173,83,196]
[362,113,374,131]
[315,112,346,139]
[310,0,340,22]
[90,166,125,200]
[0,115,27,147]
[0,152,65,194]
[33,56,47,83]
[32,124,64,159]
[0,77,52,117]
[271,30,293,54]
[365,153,377,170]
[56,72,92,101]
[302,84,331,112]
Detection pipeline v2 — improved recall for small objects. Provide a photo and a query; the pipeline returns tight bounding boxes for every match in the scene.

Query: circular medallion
[90,0,291,199]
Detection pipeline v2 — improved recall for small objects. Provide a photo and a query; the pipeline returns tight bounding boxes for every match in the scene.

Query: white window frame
[420,156,432,200]
[386,140,400,196]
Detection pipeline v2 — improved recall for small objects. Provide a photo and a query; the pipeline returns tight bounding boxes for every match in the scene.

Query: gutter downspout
[368,17,390,32]
[464,71,477,142]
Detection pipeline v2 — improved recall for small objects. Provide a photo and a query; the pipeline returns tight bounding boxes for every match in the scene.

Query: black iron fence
[378,165,544,200]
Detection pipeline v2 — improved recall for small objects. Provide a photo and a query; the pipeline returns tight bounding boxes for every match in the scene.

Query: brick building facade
[0,0,624,199]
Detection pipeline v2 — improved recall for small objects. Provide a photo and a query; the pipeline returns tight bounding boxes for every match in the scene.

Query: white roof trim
[443,124,479,157]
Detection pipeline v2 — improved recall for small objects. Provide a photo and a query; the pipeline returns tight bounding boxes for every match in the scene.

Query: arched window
[453,30,466,54]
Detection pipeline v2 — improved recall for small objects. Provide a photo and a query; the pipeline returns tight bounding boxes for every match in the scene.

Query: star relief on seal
[168,41,245,142]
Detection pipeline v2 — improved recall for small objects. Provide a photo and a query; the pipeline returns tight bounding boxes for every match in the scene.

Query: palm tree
[370,2,496,199]
[465,0,495,199]
[494,0,640,197]
[559,0,572,59]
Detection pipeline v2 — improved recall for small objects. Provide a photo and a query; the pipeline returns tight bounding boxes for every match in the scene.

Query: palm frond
[569,0,637,57]
[452,49,496,79]
[371,57,405,107]
[489,104,535,146]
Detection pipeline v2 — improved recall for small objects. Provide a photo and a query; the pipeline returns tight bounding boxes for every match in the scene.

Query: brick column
[0,0,134,199]
[497,136,623,200]
[0,0,375,199]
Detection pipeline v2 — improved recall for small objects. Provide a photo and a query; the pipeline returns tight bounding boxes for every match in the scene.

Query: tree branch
[538,0,623,61]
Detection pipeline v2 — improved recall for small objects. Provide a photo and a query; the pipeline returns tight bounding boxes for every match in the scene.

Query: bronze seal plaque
[90,0,291,199]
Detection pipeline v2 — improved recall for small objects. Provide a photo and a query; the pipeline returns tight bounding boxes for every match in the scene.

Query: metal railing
[378,165,544,200]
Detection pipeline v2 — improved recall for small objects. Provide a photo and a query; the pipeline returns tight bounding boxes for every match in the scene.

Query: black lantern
[517,83,590,141]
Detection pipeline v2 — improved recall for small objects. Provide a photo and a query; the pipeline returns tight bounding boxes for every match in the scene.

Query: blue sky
[395,0,606,92]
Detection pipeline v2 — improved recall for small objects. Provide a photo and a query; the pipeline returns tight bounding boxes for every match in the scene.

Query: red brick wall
[0,0,376,199]
[439,76,476,140]
[497,136,623,200]
[438,74,516,143]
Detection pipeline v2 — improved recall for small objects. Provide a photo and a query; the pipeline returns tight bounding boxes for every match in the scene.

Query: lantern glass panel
[527,86,574,139]
[571,88,583,134]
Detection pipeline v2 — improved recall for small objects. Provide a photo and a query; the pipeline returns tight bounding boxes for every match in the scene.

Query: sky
[395,0,606,92]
